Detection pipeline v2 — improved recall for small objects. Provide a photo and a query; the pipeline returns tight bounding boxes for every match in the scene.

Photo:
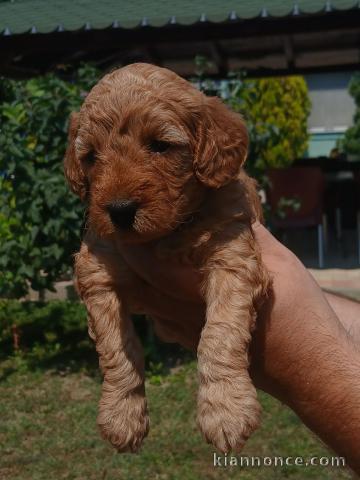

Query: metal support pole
[317,224,324,269]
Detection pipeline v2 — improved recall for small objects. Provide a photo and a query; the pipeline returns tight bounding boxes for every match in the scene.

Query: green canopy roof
[1,0,359,35]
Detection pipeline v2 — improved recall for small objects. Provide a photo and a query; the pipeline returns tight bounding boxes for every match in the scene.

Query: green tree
[0,65,100,297]
[233,76,311,172]
[340,73,360,157]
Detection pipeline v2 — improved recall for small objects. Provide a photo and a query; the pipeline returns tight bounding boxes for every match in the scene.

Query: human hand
[117,222,329,393]
[117,223,360,472]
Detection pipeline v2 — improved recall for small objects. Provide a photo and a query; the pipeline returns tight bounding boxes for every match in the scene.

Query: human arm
[118,224,360,472]
[325,291,360,343]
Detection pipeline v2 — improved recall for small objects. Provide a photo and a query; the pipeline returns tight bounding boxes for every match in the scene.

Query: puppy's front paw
[98,396,149,453]
[197,380,261,453]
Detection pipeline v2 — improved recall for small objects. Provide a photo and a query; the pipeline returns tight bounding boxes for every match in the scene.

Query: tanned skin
[114,222,360,474]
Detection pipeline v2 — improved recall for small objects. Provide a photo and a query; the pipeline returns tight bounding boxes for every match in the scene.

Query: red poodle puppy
[64,63,271,453]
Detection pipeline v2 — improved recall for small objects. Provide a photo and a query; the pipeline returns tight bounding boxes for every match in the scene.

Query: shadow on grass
[0,300,193,381]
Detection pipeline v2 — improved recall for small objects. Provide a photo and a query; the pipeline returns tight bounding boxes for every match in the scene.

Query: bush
[0,299,91,373]
[340,73,360,157]
[242,76,311,171]
[0,65,100,297]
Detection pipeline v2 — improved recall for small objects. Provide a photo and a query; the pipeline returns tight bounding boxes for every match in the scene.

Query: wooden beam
[1,10,360,78]
[210,41,228,76]
[283,36,295,70]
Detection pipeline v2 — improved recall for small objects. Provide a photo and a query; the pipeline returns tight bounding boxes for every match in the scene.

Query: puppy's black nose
[106,199,138,229]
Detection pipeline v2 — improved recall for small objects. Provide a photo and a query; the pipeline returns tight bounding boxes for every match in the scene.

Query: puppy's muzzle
[106,199,138,229]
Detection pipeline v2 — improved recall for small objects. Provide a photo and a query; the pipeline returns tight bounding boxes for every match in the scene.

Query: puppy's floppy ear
[194,96,249,188]
[64,112,87,200]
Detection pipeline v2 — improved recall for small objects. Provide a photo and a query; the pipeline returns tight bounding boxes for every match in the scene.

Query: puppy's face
[64,63,248,243]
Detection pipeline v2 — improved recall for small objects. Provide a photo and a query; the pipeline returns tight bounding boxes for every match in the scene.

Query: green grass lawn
[0,301,354,480]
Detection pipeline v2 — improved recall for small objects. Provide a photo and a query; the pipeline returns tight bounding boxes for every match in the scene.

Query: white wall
[305,71,356,134]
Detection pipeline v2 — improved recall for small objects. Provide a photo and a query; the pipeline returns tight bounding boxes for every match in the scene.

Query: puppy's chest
[156,176,255,267]
[155,229,211,267]
[155,216,244,269]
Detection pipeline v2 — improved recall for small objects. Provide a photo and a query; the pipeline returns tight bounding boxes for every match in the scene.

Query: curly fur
[64,63,271,453]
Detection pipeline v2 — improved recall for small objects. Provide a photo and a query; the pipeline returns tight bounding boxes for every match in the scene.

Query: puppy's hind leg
[75,241,149,453]
[197,228,270,453]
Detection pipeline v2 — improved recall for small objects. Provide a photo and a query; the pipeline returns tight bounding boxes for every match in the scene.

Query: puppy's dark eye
[83,150,96,166]
[149,140,170,154]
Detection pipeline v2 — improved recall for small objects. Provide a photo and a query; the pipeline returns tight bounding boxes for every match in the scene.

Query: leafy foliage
[340,73,360,157]
[242,76,311,170]
[0,65,100,297]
